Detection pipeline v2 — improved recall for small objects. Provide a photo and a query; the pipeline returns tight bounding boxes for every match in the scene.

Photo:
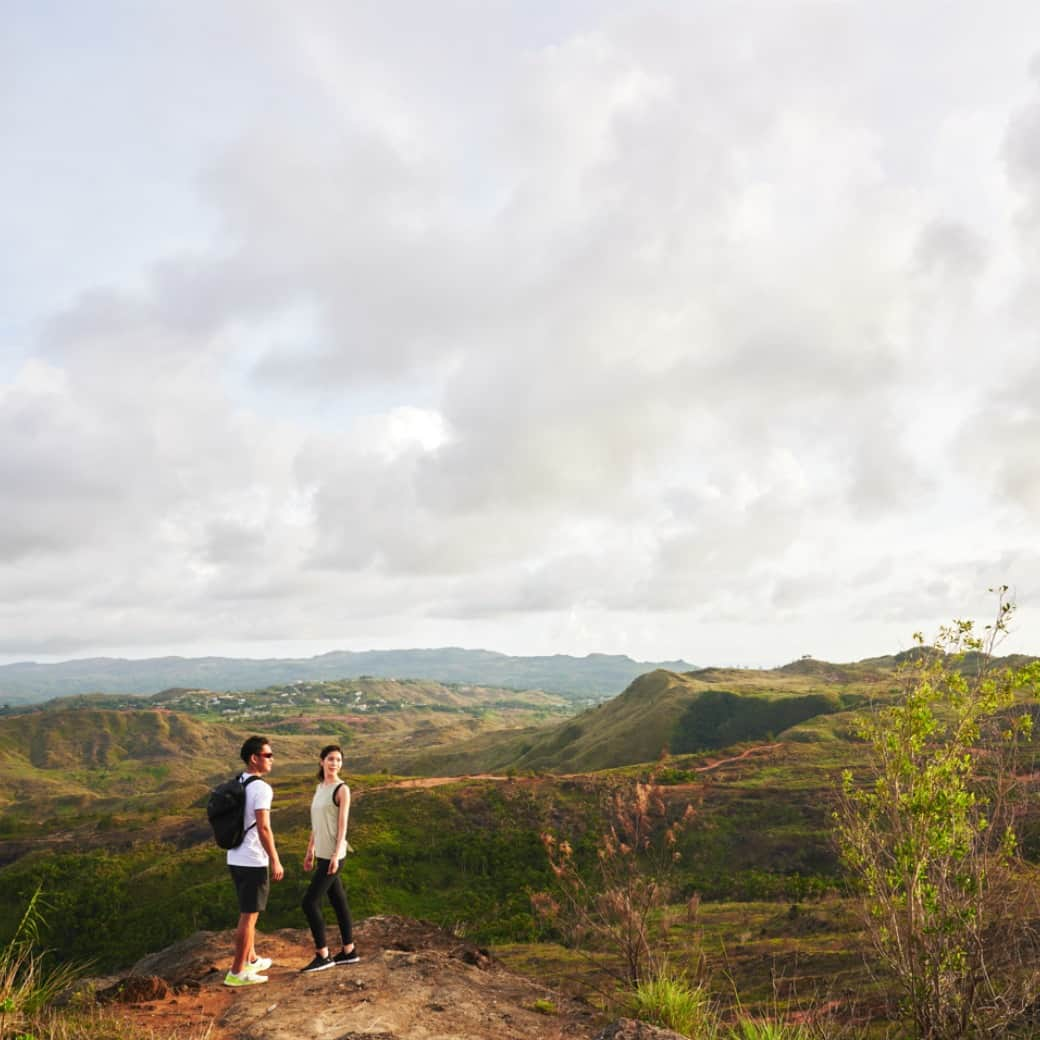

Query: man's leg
[232,912,259,975]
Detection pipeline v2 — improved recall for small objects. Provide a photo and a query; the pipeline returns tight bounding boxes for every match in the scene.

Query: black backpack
[207,774,261,849]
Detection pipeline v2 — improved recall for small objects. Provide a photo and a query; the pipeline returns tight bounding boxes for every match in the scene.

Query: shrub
[836,590,1040,1039]
[534,776,697,987]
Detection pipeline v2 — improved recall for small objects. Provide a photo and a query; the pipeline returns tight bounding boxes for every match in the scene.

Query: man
[225,735,285,987]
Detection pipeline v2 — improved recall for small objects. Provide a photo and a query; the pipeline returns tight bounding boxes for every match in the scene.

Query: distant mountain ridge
[0,647,696,703]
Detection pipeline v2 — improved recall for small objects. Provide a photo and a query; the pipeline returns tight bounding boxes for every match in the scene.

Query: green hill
[0,673,580,821]
[396,666,882,773]
[0,709,248,818]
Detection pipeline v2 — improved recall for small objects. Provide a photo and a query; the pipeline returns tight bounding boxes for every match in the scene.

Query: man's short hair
[240,735,270,764]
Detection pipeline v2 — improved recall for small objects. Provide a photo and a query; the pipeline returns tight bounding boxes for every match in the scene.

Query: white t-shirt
[226,773,273,868]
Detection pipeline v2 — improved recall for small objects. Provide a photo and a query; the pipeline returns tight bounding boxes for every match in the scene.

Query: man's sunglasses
[258,752,274,759]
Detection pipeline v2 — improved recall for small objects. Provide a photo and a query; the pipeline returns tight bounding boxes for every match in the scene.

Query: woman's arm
[303,830,315,871]
[328,785,350,874]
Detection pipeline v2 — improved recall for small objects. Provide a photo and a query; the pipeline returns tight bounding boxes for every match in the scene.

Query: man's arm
[254,808,284,881]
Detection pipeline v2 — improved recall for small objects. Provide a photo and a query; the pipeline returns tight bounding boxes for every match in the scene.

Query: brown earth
[97,915,612,1040]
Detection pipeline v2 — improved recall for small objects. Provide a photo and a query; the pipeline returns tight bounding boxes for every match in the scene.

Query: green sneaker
[224,970,268,986]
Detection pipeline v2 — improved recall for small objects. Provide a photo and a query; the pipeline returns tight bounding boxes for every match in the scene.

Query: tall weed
[0,887,81,1023]
[0,886,81,1038]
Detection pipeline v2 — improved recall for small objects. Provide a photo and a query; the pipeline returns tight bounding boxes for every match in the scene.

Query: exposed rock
[96,975,171,1004]
[127,928,226,984]
[594,1019,690,1040]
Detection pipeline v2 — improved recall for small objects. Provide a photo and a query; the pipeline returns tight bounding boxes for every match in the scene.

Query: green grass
[725,1020,814,1039]
[0,886,85,1039]
[629,970,720,1038]
[497,895,875,1026]
[0,736,856,970]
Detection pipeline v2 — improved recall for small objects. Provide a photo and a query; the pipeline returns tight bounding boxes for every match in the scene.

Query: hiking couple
[223,735,358,987]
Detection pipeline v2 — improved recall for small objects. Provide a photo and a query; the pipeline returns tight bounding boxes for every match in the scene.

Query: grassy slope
[0,753,849,970]
[0,678,576,816]
[396,665,897,774]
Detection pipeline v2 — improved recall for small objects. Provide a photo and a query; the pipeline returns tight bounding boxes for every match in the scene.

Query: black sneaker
[334,947,360,965]
[300,954,335,973]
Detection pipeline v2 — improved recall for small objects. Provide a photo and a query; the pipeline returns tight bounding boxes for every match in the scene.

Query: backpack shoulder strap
[241,774,261,834]
[333,781,346,807]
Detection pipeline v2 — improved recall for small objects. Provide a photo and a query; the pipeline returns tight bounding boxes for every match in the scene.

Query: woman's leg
[301,860,334,951]
[326,873,354,949]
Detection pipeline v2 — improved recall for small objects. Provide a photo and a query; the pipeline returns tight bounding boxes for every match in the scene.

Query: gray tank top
[310,781,348,860]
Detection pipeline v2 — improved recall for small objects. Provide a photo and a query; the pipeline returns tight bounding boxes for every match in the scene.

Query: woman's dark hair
[240,735,270,765]
[317,743,343,779]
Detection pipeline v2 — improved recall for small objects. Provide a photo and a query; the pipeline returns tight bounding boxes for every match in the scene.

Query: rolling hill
[0,675,581,819]
[393,664,892,774]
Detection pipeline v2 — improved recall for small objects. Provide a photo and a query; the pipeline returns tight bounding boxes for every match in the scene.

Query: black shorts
[229,865,270,913]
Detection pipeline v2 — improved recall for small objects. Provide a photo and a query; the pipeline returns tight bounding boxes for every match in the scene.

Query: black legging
[301,858,353,950]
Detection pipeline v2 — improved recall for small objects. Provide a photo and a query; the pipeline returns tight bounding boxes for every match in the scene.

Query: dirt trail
[693,742,782,772]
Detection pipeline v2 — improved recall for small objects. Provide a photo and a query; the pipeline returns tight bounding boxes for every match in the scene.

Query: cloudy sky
[4,1,1040,667]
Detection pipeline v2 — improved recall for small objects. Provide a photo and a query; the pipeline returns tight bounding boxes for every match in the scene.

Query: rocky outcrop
[103,916,604,1040]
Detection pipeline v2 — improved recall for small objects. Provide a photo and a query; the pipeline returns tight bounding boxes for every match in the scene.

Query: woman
[299,743,359,973]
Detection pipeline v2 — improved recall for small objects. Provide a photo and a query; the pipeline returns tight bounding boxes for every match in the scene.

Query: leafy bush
[836,591,1040,1039]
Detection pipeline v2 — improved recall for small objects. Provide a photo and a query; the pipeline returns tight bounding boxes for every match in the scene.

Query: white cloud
[3,3,1040,664]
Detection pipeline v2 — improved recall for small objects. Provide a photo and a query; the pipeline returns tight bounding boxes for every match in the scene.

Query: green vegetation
[0,887,214,1040]
[535,776,697,986]
[0,779,564,968]
[628,969,718,1037]
[0,887,82,1040]
[837,595,1040,1039]
[397,667,886,774]
[1,623,1039,1037]
[725,1020,813,1040]
[672,690,842,752]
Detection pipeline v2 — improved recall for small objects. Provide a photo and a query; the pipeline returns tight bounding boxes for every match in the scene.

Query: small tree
[836,590,1040,1039]
[533,776,697,988]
